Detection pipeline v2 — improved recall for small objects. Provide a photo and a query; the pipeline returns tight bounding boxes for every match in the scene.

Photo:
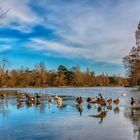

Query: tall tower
[135,21,140,46]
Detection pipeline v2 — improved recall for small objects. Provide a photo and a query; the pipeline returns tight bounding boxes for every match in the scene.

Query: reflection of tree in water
[0,99,9,117]
[124,106,140,140]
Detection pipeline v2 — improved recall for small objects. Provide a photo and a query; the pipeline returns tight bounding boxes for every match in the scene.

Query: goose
[17,97,24,102]
[113,99,120,105]
[130,97,135,106]
[107,98,112,104]
[91,94,106,106]
[97,94,107,106]
[76,97,83,105]
[98,99,107,106]
[87,97,92,102]
[26,94,36,103]
[35,93,41,99]
[98,93,103,100]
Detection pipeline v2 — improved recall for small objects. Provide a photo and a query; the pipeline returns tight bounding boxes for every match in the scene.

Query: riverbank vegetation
[0,62,128,87]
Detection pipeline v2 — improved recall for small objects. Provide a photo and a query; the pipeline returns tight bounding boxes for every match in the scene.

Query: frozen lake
[0,87,140,140]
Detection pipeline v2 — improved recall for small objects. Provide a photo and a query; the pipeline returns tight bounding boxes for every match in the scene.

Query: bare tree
[123,22,140,86]
[0,7,9,25]
[0,7,9,18]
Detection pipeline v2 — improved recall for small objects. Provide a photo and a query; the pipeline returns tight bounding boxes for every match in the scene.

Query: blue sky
[0,0,140,75]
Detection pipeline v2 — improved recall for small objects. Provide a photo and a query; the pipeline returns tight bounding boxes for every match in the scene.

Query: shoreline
[0,85,129,88]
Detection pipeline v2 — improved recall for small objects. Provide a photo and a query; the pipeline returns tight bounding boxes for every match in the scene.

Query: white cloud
[1,0,140,65]
[0,45,11,53]
[27,0,140,64]
[0,0,39,32]
[29,38,127,64]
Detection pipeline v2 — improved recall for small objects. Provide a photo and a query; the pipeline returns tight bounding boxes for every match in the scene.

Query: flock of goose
[76,93,135,106]
[0,92,136,107]
[74,93,136,123]
[0,92,136,112]
[16,93,63,108]
[0,92,63,109]
[0,92,137,124]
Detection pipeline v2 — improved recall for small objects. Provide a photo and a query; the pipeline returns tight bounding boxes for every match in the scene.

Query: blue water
[0,87,140,140]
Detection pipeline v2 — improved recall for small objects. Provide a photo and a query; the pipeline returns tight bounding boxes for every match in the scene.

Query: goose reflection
[76,104,83,116]
[87,104,92,109]
[97,106,102,112]
[114,107,120,114]
[89,111,107,124]
[26,100,35,107]
[17,102,24,109]
[107,105,113,110]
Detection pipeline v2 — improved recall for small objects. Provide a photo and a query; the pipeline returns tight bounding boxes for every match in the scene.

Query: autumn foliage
[0,61,128,87]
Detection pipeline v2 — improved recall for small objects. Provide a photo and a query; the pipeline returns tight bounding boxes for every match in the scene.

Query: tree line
[0,61,128,87]
[123,22,140,86]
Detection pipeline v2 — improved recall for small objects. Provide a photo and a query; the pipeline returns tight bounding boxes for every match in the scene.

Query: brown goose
[87,97,92,102]
[107,98,112,104]
[17,97,24,102]
[113,99,120,105]
[76,97,83,105]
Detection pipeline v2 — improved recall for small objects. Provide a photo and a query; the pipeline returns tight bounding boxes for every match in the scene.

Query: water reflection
[124,106,140,140]
[114,107,120,114]
[17,102,24,109]
[0,87,140,140]
[90,111,107,124]
[107,105,113,110]
[87,104,92,109]
[0,98,9,117]
[76,104,83,116]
